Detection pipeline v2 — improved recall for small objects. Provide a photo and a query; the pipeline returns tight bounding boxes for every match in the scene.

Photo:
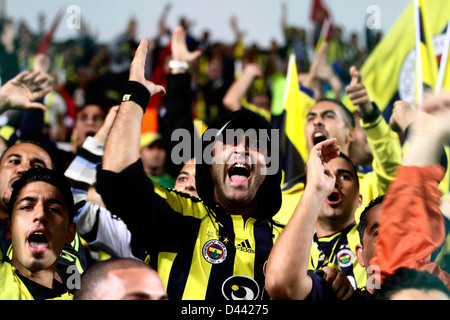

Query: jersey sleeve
[361,112,402,194]
[370,165,450,288]
[306,270,336,300]
[65,137,138,259]
[96,159,192,252]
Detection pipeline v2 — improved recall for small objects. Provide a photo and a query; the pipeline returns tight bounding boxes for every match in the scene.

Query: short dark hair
[0,140,55,171]
[373,267,450,300]
[8,167,75,223]
[315,98,356,128]
[73,258,157,300]
[357,194,384,243]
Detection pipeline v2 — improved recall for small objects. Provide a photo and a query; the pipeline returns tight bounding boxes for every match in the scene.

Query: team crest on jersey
[203,240,227,264]
[337,249,354,268]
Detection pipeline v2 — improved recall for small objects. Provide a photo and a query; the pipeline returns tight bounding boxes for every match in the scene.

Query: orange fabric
[141,106,158,133]
[370,165,450,288]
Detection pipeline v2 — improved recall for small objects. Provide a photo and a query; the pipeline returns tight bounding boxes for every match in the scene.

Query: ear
[355,243,365,268]
[357,193,363,208]
[346,127,357,144]
[65,223,77,245]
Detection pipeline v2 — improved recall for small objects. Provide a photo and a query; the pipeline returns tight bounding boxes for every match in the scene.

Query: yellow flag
[361,0,450,111]
[280,54,316,181]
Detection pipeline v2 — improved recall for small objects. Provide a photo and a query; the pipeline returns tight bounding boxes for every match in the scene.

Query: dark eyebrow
[369,222,379,236]
[16,196,37,204]
[307,109,337,117]
[5,154,47,168]
[46,198,66,208]
[30,158,48,168]
[17,196,66,208]
[6,153,22,160]
[336,168,357,179]
[178,171,189,176]
[320,110,337,117]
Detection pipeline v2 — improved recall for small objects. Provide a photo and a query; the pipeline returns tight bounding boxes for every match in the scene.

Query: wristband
[360,102,381,124]
[122,81,150,113]
[168,60,189,71]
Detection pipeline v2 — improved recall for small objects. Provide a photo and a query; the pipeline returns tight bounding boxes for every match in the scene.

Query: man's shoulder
[281,174,306,194]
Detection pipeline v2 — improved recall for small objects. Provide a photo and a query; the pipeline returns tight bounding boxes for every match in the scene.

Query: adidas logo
[236,240,255,254]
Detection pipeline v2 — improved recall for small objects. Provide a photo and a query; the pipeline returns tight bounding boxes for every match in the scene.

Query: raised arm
[160,25,201,177]
[102,38,165,173]
[346,65,402,196]
[266,138,340,299]
[371,92,450,288]
[222,63,264,112]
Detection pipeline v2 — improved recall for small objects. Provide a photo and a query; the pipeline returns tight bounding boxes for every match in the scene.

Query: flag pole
[436,18,450,94]
[315,18,330,57]
[36,7,65,55]
[414,0,423,108]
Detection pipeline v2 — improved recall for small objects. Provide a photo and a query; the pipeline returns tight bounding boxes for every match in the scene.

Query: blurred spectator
[0,17,19,83]
[345,32,365,70]
[139,132,175,188]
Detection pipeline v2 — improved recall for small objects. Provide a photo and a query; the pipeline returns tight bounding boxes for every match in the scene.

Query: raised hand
[421,91,450,145]
[306,138,340,196]
[389,100,417,133]
[0,70,52,112]
[93,105,119,145]
[346,65,373,115]
[321,266,355,300]
[171,25,201,63]
[129,38,166,97]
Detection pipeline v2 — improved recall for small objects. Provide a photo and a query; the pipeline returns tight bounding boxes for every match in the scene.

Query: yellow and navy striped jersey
[97,159,284,300]
[0,260,73,300]
[309,223,366,290]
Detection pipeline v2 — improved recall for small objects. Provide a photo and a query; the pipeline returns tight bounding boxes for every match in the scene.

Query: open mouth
[28,230,49,253]
[9,176,21,189]
[86,131,96,137]
[228,163,251,185]
[327,191,342,206]
[312,130,328,145]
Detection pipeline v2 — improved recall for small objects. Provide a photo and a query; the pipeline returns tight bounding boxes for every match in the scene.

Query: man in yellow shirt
[276,66,402,226]
[274,66,402,291]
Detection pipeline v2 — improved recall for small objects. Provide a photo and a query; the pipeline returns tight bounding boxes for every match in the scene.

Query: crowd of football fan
[1,2,450,302]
